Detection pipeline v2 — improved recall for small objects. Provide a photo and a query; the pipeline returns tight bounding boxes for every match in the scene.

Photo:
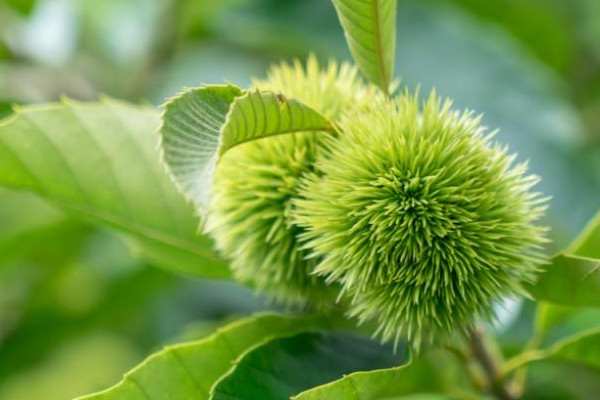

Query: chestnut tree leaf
[331,0,397,92]
[565,208,600,260]
[219,90,334,154]
[210,332,404,400]
[528,254,600,309]
[529,209,600,308]
[160,85,333,214]
[527,209,600,372]
[76,313,327,400]
[503,327,600,375]
[160,84,242,213]
[292,358,448,400]
[0,99,228,278]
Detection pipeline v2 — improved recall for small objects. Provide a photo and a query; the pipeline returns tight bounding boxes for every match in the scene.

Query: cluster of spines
[293,91,548,345]
[206,57,380,307]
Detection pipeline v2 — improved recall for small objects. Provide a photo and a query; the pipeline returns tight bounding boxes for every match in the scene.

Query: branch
[468,324,517,400]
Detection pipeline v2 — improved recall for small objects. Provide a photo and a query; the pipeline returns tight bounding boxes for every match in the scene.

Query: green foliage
[294,91,548,345]
[0,100,227,278]
[211,331,403,400]
[529,254,600,308]
[78,313,326,400]
[546,329,600,370]
[503,327,600,375]
[160,82,333,214]
[566,208,600,259]
[3,1,600,399]
[529,207,600,308]
[331,0,397,92]
[220,90,334,154]
[292,361,442,400]
[160,84,242,211]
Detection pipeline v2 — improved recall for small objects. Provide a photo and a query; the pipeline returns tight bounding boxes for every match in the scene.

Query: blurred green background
[0,0,599,399]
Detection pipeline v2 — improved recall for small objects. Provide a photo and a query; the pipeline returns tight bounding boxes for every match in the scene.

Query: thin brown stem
[468,324,517,400]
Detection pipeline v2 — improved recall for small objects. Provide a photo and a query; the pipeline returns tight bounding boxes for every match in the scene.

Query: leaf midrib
[372,0,388,92]
[220,126,336,156]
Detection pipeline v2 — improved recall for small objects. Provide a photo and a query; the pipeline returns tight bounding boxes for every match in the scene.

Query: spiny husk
[206,56,381,306]
[294,90,548,343]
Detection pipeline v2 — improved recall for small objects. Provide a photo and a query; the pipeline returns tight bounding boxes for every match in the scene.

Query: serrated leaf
[220,90,334,154]
[504,327,600,375]
[526,209,600,377]
[0,100,228,278]
[293,361,446,400]
[532,300,600,353]
[293,366,410,400]
[528,208,600,308]
[534,302,579,341]
[76,313,326,400]
[160,85,333,213]
[161,85,243,212]
[332,0,397,92]
[210,332,404,400]
[528,254,600,308]
[291,347,463,400]
[548,328,600,369]
[565,208,600,259]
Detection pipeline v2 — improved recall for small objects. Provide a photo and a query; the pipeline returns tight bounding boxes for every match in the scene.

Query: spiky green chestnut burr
[294,91,548,342]
[205,56,380,305]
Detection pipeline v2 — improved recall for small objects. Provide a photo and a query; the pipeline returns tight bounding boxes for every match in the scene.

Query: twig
[468,324,517,400]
